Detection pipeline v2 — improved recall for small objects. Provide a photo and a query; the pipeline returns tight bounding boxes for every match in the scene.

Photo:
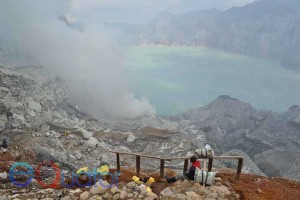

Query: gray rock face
[220,149,265,176]
[0,66,69,129]
[0,66,94,131]
[136,0,300,70]
[174,95,300,179]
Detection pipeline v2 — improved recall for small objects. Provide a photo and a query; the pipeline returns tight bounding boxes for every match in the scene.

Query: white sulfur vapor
[0,0,155,119]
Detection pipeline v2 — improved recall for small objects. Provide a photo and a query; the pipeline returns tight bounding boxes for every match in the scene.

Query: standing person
[6,110,13,121]
[166,155,201,183]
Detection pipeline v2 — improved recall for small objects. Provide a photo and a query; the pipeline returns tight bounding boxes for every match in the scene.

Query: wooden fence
[109,151,243,181]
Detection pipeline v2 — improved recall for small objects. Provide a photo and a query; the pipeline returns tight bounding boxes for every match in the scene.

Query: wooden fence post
[116,153,120,173]
[235,158,243,181]
[208,158,213,172]
[136,156,141,177]
[183,159,189,173]
[160,159,165,178]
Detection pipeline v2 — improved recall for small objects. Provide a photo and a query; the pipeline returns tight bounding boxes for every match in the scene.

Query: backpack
[194,168,216,186]
[194,144,215,158]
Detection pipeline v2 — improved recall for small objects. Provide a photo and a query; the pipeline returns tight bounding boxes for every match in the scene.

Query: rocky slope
[0,65,187,172]
[1,65,300,181]
[135,0,300,69]
[172,95,300,179]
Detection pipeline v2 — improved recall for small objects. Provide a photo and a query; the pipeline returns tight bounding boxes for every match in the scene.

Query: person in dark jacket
[0,139,8,148]
[166,155,201,183]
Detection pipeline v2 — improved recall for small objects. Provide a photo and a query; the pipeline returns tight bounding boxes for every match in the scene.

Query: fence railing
[109,151,243,181]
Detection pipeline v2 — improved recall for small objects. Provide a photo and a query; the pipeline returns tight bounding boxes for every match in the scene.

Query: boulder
[86,137,99,148]
[112,193,120,200]
[257,189,263,194]
[102,191,112,199]
[145,191,157,199]
[89,196,103,200]
[210,185,230,196]
[110,186,121,194]
[133,191,138,198]
[0,172,8,179]
[186,191,201,198]
[81,129,93,140]
[126,132,136,143]
[79,191,89,200]
[119,191,128,199]
[9,114,25,128]
[160,187,174,196]
[186,183,203,193]
[74,151,83,160]
[89,181,109,195]
[127,193,133,198]
[126,181,137,189]
[139,185,148,195]
[45,132,52,137]
[27,98,42,112]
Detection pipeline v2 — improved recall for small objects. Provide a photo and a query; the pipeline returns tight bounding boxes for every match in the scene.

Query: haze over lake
[125,45,300,116]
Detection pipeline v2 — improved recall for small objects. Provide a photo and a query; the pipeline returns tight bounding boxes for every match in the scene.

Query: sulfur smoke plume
[0,0,155,119]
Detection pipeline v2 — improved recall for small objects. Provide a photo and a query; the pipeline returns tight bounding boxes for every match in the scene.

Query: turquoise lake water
[124,45,300,116]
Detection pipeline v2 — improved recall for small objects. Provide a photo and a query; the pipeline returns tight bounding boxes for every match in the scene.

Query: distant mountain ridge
[135,0,300,69]
[173,95,300,179]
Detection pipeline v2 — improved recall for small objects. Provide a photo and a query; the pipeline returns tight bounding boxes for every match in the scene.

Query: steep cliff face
[136,0,300,69]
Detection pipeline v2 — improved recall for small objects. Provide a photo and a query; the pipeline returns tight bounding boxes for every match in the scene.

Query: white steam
[0,0,155,119]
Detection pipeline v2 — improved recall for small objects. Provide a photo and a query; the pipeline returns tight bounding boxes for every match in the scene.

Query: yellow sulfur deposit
[147,187,152,192]
[76,167,88,174]
[97,165,109,175]
[132,176,143,185]
[146,177,155,185]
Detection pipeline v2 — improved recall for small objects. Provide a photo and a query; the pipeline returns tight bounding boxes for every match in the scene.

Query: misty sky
[3,0,257,24]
